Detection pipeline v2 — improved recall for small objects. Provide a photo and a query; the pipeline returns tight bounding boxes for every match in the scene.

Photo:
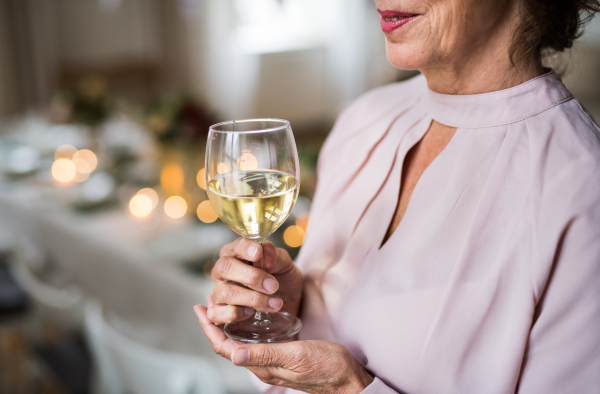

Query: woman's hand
[195,305,374,394]
[207,238,303,325]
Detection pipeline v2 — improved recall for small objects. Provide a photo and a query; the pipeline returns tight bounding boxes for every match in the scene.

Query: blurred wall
[53,0,177,103]
[0,0,598,127]
[55,0,161,67]
[0,0,58,115]
[183,0,403,127]
[0,1,19,116]
[0,0,186,113]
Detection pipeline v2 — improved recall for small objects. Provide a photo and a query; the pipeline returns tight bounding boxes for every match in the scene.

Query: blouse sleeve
[518,163,600,392]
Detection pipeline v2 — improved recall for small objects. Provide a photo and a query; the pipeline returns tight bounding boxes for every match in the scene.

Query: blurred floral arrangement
[49,74,217,142]
[144,94,216,143]
[49,74,112,127]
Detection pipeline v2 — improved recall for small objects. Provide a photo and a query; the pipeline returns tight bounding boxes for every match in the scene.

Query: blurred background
[0,1,598,393]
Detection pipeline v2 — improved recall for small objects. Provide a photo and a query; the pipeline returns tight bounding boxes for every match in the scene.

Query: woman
[195,0,600,392]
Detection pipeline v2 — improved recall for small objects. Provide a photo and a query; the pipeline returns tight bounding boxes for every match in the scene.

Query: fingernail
[244,307,254,316]
[268,297,283,310]
[263,277,278,293]
[232,348,249,366]
[248,245,258,258]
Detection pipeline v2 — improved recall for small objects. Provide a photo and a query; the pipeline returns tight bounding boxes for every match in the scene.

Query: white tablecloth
[0,180,259,394]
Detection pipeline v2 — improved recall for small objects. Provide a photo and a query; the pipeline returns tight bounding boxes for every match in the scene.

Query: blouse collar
[424,71,573,129]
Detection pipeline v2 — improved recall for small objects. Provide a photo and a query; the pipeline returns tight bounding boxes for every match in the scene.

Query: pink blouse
[267,72,600,393]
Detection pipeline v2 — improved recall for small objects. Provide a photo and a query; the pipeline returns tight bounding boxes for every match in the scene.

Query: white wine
[207,170,299,241]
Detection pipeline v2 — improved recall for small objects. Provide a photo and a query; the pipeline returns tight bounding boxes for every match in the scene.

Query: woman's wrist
[339,354,375,393]
[352,367,375,393]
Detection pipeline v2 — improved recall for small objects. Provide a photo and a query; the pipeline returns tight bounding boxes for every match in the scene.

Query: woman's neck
[423,54,544,95]
[421,4,545,95]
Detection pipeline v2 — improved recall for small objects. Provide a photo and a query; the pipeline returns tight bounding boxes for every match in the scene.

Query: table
[0,179,260,394]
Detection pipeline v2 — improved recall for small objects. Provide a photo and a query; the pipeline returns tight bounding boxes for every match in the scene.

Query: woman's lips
[378,10,418,33]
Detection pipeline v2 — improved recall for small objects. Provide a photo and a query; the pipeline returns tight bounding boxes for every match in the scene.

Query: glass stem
[255,240,264,321]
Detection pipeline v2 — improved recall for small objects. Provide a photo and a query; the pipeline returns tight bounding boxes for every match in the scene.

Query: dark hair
[510,0,600,64]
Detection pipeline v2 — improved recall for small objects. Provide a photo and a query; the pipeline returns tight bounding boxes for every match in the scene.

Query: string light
[73,171,90,183]
[129,194,153,218]
[52,158,77,183]
[217,162,231,175]
[295,213,310,232]
[196,168,207,190]
[136,188,159,209]
[73,158,92,174]
[283,225,305,248]
[55,145,77,160]
[161,163,185,194]
[72,149,97,172]
[164,196,187,219]
[197,201,218,223]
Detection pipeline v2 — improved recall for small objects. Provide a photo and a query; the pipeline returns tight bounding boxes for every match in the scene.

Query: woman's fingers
[193,305,238,359]
[196,305,374,394]
[212,256,279,294]
[213,282,283,312]
[207,304,255,325]
[260,241,295,275]
[218,238,294,275]
[220,238,263,262]
[231,342,295,367]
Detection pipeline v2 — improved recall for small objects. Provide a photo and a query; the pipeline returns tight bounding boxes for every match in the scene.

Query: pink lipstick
[378,10,418,33]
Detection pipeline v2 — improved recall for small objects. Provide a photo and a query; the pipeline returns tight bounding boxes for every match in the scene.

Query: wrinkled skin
[207,238,303,326]
[195,303,374,393]
[374,0,543,93]
[200,238,373,393]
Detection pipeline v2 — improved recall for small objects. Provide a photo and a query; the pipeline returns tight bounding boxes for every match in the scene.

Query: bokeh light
[136,188,159,209]
[283,225,305,248]
[73,158,92,174]
[196,168,206,190]
[217,162,231,175]
[237,150,258,171]
[196,200,218,223]
[55,144,78,160]
[295,213,310,232]
[129,194,153,218]
[72,149,98,172]
[161,163,185,194]
[164,196,187,219]
[52,158,77,183]
[73,171,90,183]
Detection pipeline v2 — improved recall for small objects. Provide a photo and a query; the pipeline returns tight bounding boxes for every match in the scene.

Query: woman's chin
[385,43,431,72]
[385,55,426,72]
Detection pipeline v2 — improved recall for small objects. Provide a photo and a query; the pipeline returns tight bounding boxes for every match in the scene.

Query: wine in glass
[205,119,302,343]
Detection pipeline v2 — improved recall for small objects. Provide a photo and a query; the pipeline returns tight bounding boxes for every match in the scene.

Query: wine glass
[205,119,302,343]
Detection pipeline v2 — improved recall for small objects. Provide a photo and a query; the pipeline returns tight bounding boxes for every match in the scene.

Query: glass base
[224,312,302,343]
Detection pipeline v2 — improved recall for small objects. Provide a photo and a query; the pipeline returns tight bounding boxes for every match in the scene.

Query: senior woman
[194,0,600,392]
